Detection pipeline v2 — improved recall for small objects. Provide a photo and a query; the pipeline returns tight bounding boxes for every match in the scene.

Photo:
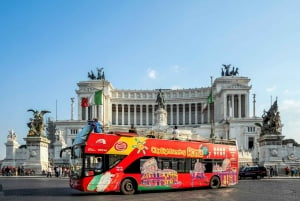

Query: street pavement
[1,176,300,201]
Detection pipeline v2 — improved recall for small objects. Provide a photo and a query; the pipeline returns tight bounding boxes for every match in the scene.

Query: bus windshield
[70,122,94,178]
[70,145,84,178]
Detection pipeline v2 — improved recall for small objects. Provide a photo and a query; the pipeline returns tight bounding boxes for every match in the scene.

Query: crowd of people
[44,165,70,178]
[267,165,300,177]
[284,166,300,176]
[1,165,71,177]
[267,166,278,177]
[1,166,35,176]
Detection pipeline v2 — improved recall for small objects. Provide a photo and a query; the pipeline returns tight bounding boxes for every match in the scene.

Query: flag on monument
[201,90,213,113]
[201,103,208,113]
[81,97,89,107]
[94,90,102,105]
[89,90,102,105]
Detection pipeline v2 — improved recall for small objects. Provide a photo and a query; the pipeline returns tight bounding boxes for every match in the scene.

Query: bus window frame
[80,154,127,176]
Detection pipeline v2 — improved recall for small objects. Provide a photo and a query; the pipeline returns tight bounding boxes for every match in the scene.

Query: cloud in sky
[280,99,300,113]
[147,68,156,79]
[266,85,277,93]
[170,65,184,73]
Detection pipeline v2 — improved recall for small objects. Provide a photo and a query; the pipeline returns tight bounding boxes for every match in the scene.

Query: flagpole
[55,99,58,121]
[102,88,104,129]
[101,80,104,128]
[209,76,215,143]
[87,78,105,131]
[96,80,105,130]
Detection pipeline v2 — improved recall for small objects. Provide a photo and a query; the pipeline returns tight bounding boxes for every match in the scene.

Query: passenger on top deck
[93,118,103,133]
[172,126,179,140]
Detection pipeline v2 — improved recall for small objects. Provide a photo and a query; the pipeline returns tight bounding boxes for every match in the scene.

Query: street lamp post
[209,76,216,143]
[224,120,230,140]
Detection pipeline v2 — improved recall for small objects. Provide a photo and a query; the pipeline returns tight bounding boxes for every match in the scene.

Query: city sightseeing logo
[114,141,128,151]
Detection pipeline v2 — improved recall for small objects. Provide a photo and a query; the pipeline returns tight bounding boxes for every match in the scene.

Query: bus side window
[171,161,178,171]
[204,159,213,173]
[177,159,185,173]
[185,158,192,172]
[163,161,170,169]
[108,155,125,169]
[213,159,223,172]
[157,159,162,170]
[124,159,141,174]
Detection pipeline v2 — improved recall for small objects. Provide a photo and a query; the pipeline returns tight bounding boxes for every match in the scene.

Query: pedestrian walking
[47,166,52,178]
[270,166,274,177]
[285,166,290,176]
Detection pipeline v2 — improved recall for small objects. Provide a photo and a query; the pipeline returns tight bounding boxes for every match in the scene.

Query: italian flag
[202,90,213,113]
[89,90,103,105]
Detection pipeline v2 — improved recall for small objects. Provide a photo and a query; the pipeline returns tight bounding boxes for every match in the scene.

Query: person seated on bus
[93,118,103,133]
[95,157,103,173]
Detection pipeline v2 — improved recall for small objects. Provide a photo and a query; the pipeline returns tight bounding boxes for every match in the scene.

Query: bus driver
[95,157,103,173]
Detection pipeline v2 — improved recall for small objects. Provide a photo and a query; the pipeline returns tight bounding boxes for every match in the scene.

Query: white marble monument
[1,130,20,168]
[23,136,50,173]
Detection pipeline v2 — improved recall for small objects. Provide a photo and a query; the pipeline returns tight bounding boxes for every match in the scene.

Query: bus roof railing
[98,131,237,145]
[211,139,237,145]
[113,131,139,137]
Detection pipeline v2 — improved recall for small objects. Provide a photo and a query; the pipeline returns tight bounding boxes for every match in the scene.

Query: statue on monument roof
[88,67,105,80]
[27,109,51,137]
[88,70,96,80]
[221,64,239,76]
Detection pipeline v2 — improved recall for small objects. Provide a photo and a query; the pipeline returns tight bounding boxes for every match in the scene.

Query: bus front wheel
[120,178,136,195]
[209,176,221,189]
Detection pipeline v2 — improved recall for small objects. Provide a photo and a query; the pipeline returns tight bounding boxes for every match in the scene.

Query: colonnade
[224,94,248,119]
[111,102,210,126]
[81,105,102,121]
[80,93,249,126]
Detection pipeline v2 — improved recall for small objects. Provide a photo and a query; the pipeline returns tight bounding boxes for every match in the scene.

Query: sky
[1,0,300,160]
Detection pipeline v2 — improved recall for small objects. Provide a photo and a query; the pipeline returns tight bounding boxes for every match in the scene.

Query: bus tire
[209,176,221,189]
[120,178,136,195]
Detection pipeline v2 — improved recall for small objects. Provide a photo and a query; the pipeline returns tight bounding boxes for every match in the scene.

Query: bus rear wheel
[120,178,136,195]
[210,176,221,189]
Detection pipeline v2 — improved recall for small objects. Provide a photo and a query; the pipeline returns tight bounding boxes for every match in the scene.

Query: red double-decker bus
[62,121,238,195]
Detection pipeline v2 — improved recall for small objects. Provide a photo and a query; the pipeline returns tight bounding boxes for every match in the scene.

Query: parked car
[239,166,267,179]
